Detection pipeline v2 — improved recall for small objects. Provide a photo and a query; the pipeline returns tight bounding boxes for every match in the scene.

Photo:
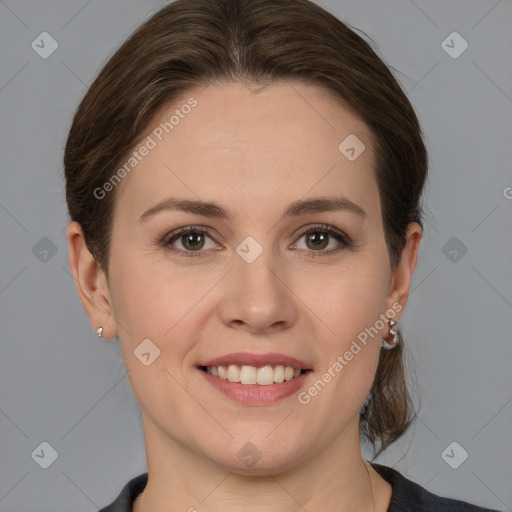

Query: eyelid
[293,223,351,245]
[161,225,215,244]
[160,225,219,258]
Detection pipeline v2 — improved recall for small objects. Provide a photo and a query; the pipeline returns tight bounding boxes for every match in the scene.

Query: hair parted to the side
[64,0,427,458]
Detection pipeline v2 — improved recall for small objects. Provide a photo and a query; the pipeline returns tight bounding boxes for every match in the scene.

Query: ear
[66,221,118,339]
[384,222,422,324]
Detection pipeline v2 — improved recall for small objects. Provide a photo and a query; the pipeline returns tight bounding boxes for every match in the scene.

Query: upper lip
[200,352,311,370]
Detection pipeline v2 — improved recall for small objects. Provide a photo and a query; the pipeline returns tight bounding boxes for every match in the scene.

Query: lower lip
[199,369,311,405]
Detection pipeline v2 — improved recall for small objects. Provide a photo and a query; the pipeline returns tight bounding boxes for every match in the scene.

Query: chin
[221,452,306,477]
[202,435,312,477]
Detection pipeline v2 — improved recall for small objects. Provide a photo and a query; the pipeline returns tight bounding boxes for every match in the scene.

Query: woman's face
[97,82,417,473]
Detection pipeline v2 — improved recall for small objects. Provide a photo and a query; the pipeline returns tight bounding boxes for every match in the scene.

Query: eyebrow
[138,196,367,223]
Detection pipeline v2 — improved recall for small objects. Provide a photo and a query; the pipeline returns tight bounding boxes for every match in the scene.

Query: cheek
[109,254,197,351]
[310,257,390,349]
[109,258,200,412]
[304,254,389,402]
[301,279,385,430]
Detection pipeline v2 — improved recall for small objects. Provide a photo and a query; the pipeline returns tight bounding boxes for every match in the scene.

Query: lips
[198,352,313,404]
[200,351,311,369]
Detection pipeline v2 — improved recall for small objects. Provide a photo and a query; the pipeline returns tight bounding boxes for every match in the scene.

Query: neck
[133,419,391,512]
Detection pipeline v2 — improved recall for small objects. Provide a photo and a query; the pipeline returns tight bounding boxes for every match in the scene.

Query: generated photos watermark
[297,301,402,405]
[93,97,198,200]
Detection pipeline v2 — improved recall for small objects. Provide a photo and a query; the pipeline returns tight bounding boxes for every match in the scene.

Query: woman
[64,0,502,510]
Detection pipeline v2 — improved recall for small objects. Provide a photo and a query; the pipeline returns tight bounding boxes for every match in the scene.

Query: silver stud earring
[96,327,104,338]
[381,319,399,350]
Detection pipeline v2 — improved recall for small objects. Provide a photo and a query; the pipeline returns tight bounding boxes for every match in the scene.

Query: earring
[96,327,104,338]
[381,319,399,350]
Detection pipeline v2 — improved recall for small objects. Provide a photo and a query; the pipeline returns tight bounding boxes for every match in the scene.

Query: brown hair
[64,0,427,457]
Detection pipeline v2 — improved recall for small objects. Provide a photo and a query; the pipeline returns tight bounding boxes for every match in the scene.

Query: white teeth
[218,365,227,379]
[227,364,240,382]
[274,365,285,383]
[257,366,274,386]
[205,364,305,385]
[240,365,257,385]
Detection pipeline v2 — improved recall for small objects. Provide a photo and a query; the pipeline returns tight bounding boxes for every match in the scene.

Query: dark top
[98,462,503,512]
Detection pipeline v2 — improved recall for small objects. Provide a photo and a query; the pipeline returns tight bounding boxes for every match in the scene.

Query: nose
[218,247,298,335]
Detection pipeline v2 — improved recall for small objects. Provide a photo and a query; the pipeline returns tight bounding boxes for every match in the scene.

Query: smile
[198,352,313,404]
[201,364,308,385]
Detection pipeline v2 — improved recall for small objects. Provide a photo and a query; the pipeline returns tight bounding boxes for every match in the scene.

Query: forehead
[113,81,380,225]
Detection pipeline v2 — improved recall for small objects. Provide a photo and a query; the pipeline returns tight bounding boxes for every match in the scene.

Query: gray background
[0,0,511,511]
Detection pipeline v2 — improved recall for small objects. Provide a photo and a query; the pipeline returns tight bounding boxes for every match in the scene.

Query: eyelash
[160,224,352,259]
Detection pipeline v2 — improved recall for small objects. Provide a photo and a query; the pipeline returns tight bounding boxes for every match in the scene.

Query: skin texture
[67,82,422,512]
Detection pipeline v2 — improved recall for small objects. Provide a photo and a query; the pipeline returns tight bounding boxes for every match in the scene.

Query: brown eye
[304,231,330,250]
[179,232,206,251]
[293,224,351,257]
[162,227,218,257]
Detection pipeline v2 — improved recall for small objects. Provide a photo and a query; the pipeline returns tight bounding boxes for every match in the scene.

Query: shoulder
[97,472,148,512]
[370,463,503,512]
[96,466,504,512]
